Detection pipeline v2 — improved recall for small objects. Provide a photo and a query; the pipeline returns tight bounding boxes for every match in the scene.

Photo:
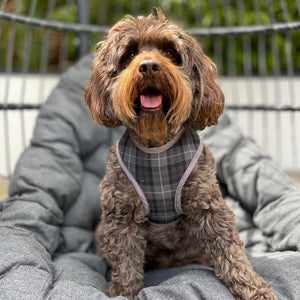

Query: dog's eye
[119,47,138,71]
[127,51,136,59]
[164,48,182,65]
[166,50,174,57]
[121,47,137,63]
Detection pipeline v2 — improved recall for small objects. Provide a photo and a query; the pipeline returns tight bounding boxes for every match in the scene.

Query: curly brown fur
[86,10,277,300]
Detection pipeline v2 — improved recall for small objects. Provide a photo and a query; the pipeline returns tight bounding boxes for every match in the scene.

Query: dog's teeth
[140,94,162,109]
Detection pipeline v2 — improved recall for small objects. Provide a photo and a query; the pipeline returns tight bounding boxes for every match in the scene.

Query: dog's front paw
[108,282,142,300]
[250,287,277,300]
[233,285,277,300]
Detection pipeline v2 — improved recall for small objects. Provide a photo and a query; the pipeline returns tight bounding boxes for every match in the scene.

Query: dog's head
[85,10,224,145]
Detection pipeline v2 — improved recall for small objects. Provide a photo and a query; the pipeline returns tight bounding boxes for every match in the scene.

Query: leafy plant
[0,0,299,75]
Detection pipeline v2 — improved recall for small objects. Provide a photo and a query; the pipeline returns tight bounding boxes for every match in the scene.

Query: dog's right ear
[84,43,121,127]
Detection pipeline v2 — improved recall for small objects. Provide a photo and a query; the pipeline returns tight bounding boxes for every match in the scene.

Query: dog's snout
[139,60,161,78]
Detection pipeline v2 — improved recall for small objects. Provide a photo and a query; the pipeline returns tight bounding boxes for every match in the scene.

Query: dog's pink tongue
[140,94,162,109]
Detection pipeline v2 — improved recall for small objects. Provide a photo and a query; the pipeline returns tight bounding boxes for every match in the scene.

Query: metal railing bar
[268,0,283,164]
[208,0,220,26]
[280,0,290,22]
[252,0,261,24]
[1,103,300,112]
[58,32,68,72]
[19,0,38,149]
[56,0,73,70]
[96,1,108,25]
[258,35,269,151]
[297,0,300,17]
[0,11,110,33]
[0,104,43,110]
[2,0,21,179]
[284,32,297,167]
[213,37,223,75]
[223,0,241,126]
[1,11,300,36]
[253,0,269,151]
[209,1,223,76]
[267,0,277,22]
[77,0,90,57]
[38,0,55,103]
[226,105,300,111]
[192,2,203,25]
[187,22,300,36]
[113,0,123,25]
[236,0,255,138]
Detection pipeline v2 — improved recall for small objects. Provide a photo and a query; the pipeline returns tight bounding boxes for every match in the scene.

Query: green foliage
[0,0,299,74]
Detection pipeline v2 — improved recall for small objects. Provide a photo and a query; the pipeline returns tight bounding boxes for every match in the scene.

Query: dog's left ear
[182,35,225,131]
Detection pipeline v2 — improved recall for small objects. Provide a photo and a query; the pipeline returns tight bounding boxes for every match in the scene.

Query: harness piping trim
[116,131,204,219]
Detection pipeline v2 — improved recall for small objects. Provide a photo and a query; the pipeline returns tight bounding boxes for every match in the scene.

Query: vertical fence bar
[38,0,56,104]
[113,0,123,23]
[284,31,297,168]
[253,0,269,152]
[279,0,293,167]
[268,0,282,165]
[192,2,203,26]
[2,0,21,178]
[236,0,255,136]
[96,1,108,25]
[0,0,8,178]
[77,0,90,57]
[223,0,236,76]
[279,0,297,168]
[58,32,68,72]
[297,0,300,16]
[58,0,73,72]
[209,1,224,76]
[130,0,141,15]
[223,0,240,125]
[19,0,38,148]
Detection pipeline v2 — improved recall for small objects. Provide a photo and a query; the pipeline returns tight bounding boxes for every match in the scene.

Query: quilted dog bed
[0,54,299,300]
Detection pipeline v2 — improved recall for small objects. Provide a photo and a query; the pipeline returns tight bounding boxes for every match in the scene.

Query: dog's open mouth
[139,87,163,112]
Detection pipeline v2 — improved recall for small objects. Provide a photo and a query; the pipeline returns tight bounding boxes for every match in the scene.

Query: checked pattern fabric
[116,130,203,225]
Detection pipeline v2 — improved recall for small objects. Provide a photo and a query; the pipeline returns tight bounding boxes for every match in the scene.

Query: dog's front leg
[184,197,277,300]
[95,202,147,300]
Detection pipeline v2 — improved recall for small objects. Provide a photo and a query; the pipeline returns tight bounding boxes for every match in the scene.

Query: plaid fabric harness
[116,130,204,225]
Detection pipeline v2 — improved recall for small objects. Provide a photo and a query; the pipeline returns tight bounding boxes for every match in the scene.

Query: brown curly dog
[85,9,277,300]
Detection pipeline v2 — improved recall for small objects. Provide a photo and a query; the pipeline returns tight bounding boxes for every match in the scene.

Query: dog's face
[85,10,224,145]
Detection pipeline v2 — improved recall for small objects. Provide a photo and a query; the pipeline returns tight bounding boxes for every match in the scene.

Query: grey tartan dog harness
[116,130,204,225]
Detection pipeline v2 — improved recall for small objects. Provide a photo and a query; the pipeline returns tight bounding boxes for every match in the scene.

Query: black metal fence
[0,0,300,178]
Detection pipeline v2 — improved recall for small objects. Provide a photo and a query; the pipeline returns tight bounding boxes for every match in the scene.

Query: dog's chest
[116,130,203,225]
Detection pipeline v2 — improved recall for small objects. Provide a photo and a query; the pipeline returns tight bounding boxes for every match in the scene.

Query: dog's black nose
[139,60,161,78]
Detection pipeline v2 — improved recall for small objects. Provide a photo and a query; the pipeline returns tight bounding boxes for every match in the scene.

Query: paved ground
[0,178,9,202]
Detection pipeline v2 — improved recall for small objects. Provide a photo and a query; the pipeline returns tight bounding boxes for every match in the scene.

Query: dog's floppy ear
[84,40,121,127]
[182,35,225,131]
